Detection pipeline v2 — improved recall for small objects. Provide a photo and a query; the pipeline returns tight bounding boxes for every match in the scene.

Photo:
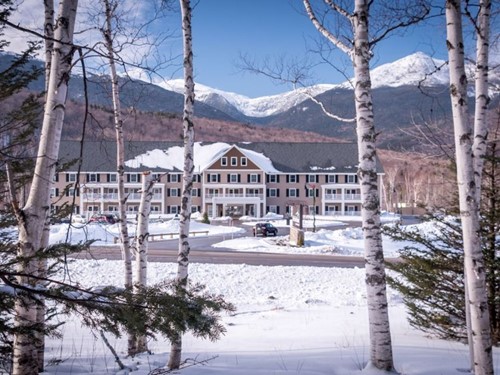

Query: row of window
[84,204,200,215]
[207,173,262,183]
[56,172,359,184]
[221,156,247,167]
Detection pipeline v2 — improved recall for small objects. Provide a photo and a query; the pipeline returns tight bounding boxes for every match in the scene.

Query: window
[288,175,298,183]
[231,157,238,166]
[169,205,179,214]
[346,175,358,184]
[191,188,198,197]
[88,205,99,212]
[108,173,117,182]
[151,205,160,212]
[50,188,57,198]
[308,175,317,183]
[207,188,219,197]
[66,188,77,197]
[129,174,139,183]
[68,173,77,182]
[153,187,162,196]
[268,174,278,183]
[170,188,179,197]
[287,188,298,197]
[127,205,139,212]
[169,174,180,183]
[268,188,278,197]
[247,188,260,197]
[327,175,338,183]
[191,205,200,213]
[268,205,278,214]
[229,173,239,183]
[209,173,218,183]
[240,157,247,166]
[221,157,228,166]
[107,205,117,212]
[88,173,98,182]
[249,174,259,183]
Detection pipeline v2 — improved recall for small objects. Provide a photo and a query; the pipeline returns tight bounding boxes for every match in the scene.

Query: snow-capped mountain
[369,52,449,88]
[161,52,454,118]
[161,51,499,120]
[160,79,336,118]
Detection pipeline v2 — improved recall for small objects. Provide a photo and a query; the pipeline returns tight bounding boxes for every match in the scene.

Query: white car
[71,214,86,224]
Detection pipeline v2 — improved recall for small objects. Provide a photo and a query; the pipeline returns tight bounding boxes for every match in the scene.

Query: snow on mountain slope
[371,52,449,88]
[157,52,498,119]
[159,79,336,118]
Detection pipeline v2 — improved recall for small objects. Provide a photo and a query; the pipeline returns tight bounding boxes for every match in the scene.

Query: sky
[4,0,496,98]
[189,0,449,97]
[35,215,500,374]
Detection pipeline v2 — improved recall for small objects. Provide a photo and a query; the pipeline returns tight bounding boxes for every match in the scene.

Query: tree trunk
[102,0,134,356]
[102,0,133,290]
[13,1,78,374]
[133,171,155,354]
[302,0,394,369]
[352,0,394,370]
[44,0,54,93]
[168,0,195,369]
[446,1,493,374]
[472,0,491,203]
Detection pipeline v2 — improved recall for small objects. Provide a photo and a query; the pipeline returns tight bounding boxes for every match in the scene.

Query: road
[80,246,367,268]
[82,217,412,268]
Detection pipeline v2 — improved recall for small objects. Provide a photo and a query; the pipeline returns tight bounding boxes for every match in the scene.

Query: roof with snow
[58,141,383,174]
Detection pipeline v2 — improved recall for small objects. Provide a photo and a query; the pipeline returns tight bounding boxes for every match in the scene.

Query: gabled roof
[58,141,383,174]
[203,145,281,173]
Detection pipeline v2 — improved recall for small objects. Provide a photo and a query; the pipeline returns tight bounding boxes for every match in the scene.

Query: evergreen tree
[385,140,500,344]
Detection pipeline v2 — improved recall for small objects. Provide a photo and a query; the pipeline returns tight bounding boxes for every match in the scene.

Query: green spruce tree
[385,139,500,344]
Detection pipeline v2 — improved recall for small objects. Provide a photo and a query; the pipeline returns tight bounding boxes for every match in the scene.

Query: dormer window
[231,157,238,166]
[221,157,227,166]
[241,157,247,166]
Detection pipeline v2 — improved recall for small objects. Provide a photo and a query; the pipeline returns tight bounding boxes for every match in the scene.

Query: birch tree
[130,171,155,354]
[12,1,78,374]
[446,1,493,374]
[101,0,133,293]
[168,0,195,369]
[470,0,491,203]
[302,0,430,370]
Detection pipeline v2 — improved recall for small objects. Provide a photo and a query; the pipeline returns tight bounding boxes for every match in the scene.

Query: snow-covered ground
[33,215,500,374]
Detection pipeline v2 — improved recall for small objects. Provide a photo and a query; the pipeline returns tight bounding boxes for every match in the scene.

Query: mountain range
[2,51,499,150]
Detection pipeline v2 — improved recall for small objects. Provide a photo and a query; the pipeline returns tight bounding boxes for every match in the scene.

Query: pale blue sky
[190,0,450,98]
[8,0,496,99]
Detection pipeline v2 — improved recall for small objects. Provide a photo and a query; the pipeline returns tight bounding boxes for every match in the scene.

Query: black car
[253,222,278,237]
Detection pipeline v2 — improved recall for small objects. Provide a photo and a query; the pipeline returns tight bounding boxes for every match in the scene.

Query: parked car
[253,222,278,237]
[88,214,117,224]
[71,214,86,224]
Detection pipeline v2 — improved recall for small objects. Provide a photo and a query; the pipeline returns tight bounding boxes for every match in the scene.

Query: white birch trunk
[13,1,78,374]
[133,171,154,354]
[102,0,133,290]
[303,0,393,370]
[36,3,55,369]
[472,0,491,203]
[168,0,195,369]
[44,0,54,93]
[352,1,393,370]
[446,1,493,374]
